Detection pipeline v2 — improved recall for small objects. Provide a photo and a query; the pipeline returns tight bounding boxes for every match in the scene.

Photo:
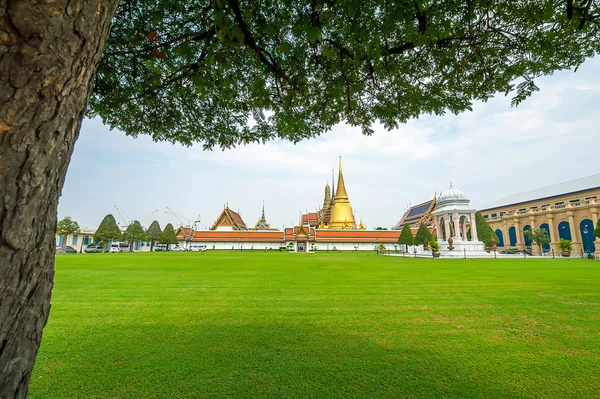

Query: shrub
[558,238,573,252]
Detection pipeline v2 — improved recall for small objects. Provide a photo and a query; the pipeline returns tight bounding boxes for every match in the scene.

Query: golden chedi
[328,157,355,229]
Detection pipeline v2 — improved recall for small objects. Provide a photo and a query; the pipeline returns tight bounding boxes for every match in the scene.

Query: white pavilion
[432,184,492,257]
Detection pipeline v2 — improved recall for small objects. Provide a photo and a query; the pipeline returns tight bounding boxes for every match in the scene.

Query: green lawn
[30,252,600,398]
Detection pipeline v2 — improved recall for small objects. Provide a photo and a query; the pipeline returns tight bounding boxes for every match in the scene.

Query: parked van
[189,244,207,252]
[109,242,130,253]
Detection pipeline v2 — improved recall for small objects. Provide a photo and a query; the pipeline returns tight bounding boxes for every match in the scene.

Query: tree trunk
[0,1,119,397]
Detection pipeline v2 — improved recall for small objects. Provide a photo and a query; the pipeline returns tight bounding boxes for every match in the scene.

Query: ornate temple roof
[392,197,438,230]
[254,202,271,230]
[301,212,320,227]
[210,204,248,230]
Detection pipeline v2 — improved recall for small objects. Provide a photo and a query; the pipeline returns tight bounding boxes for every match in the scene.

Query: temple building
[393,196,438,232]
[252,202,272,231]
[480,174,600,254]
[177,157,399,252]
[210,204,248,231]
[324,157,356,229]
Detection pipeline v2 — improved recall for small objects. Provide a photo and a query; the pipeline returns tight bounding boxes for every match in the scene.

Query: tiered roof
[392,197,438,230]
[210,205,248,230]
[301,212,320,227]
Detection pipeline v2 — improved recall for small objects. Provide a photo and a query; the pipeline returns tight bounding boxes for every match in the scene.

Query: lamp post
[376,239,379,255]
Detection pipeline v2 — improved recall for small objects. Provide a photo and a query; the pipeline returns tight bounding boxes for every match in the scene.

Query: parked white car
[171,245,187,252]
[189,244,207,252]
[109,242,130,253]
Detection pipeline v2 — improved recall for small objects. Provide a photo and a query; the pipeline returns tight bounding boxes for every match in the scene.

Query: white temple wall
[178,240,284,250]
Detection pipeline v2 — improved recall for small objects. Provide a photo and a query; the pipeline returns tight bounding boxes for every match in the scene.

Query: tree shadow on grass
[28,318,578,399]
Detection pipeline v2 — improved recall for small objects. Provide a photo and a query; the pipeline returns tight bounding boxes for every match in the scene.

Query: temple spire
[335,156,348,200]
[331,169,336,199]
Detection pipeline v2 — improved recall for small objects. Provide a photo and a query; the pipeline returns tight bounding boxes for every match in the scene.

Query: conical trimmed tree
[398,224,414,252]
[123,220,147,251]
[93,214,121,252]
[160,223,179,251]
[146,220,162,252]
[473,211,499,247]
[414,224,433,246]
[594,219,600,241]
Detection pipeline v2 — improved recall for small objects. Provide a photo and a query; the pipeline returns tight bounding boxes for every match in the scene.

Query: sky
[58,57,600,231]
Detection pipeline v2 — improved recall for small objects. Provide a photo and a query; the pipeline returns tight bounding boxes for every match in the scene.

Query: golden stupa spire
[335,156,348,200]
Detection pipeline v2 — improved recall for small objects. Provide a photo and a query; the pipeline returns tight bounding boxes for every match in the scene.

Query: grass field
[29,252,600,398]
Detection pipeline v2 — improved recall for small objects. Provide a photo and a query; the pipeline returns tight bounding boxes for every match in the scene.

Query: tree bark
[0,0,120,397]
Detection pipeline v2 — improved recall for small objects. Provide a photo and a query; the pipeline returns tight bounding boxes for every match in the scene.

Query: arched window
[495,229,504,247]
[580,219,596,254]
[539,223,551,251]
[508,227,517,246]
[523,225,532,246]
[558,221,572,241]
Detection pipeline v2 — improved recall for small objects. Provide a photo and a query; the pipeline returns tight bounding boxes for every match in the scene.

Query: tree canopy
[160,223,179,247]
[414,223,434,245]
[56,217,80,247]
[524,227,550,254]
[90,1,600,149]
[398,224,414,250]
[123,220,147,245]
[472,211,499,246]
[93,214,122,247]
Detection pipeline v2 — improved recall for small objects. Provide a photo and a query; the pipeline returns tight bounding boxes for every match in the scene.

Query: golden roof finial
[335,156,348,200]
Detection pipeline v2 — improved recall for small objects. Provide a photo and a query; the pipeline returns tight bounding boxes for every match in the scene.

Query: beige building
[480,174,600,254]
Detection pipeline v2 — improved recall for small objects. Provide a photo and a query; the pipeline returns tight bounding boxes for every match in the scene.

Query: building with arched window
[480,174,600,254]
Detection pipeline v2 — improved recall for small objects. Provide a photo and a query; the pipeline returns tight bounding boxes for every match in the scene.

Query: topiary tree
[524,227,550,255]
[56,216,80,250]
[93,214,122,252]
[398,224,414,252]
[594,219,600,242]
[122,220,147,252]
[160,223,179,251]
[146,220,162,252]
[429,239,440,254]
[414,224,433,246]
[472,212,499,248]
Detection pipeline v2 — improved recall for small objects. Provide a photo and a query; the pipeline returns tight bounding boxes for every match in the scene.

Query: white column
[470,212,479,241]
[435,216,443,240]
[461,217,468,241]
[443,215,451,240]
[453,213,461,239]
